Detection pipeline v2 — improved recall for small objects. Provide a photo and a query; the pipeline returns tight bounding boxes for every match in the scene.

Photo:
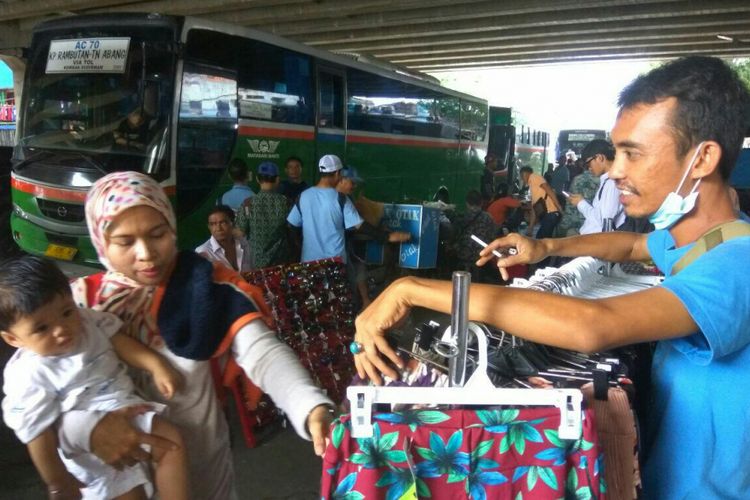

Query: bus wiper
[70,151,108,176]
[12,149,55,172]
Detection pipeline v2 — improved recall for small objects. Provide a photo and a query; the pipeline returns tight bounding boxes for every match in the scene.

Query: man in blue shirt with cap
[287,154,363,263]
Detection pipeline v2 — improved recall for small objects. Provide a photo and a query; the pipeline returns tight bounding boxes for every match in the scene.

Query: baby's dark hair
[0,256,72,331]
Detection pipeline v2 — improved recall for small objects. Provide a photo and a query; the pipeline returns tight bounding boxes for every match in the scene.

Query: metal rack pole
[449,271,471,387]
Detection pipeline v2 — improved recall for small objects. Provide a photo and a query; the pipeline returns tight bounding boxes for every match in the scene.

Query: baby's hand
[152,360,183,400]
[47,473,83,499]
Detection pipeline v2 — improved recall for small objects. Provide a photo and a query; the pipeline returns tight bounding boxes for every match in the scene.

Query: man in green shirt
[235,161,291,269]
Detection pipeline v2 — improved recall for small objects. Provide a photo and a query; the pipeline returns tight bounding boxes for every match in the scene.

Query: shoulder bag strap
[671,220,750,275]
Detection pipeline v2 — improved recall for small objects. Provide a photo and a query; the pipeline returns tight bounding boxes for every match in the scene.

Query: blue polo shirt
[643,224,750,499]
[219,184,255,212]
[287,186,362,263]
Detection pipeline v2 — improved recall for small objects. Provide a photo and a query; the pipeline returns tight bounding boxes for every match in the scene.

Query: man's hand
[476,233,550,280]
[152,360,183,400]
[354,279,411,385]
[90,406,180,469]
[568,194,583,206]
[387,231,411,243]
[306,404,334,457]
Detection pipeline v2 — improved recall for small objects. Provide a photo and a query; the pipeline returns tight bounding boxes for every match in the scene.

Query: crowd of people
[2,55,750,499]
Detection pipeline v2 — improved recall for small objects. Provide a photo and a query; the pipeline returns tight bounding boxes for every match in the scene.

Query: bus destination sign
[46,38,131,74]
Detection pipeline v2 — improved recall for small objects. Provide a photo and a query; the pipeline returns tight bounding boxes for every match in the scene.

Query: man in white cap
[287,154,363,262]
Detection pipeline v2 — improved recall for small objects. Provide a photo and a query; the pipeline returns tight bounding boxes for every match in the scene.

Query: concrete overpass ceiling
[0,0,749,70]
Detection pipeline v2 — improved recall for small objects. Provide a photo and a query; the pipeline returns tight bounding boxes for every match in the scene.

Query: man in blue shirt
[219,158,255,213]
[287,154,363,263]
[353,56,750,499]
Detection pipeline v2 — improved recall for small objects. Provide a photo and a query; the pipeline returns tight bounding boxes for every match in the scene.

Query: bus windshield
[18,31,176,172]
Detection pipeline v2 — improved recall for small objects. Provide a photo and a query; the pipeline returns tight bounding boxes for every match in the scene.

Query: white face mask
[648,142,705,230]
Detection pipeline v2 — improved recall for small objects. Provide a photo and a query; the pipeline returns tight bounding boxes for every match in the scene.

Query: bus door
[315,67,346,172]
[488,124,515,182]
[175,63,238,243]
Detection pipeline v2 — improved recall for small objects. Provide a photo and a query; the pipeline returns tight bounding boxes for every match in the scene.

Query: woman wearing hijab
[59,171,332,499]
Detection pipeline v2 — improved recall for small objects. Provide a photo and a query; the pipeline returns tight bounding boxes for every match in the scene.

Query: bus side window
[318,71,344,129]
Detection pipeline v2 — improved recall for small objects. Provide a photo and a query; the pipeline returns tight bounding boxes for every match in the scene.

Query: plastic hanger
[348,322,583,440]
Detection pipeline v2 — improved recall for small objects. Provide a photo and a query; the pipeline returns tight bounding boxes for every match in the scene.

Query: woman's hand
[475,233,550,280]
[152,360,184,400]
[90,406,180,469]
[306,404,334,457]
[353,278,411,385]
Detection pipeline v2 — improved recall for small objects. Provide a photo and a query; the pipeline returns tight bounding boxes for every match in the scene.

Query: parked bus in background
[10,13,488,267]
[555,129,607,160]
[487,106,549,192]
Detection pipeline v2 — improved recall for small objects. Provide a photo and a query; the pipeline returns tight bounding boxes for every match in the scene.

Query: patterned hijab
[85,171,176,271]
[73,171,177,347]
[75,171,268,360]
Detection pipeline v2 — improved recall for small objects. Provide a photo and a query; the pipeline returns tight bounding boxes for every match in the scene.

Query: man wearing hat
[236,161,291,268]
[287,154,363,263]
[569,139,626,234]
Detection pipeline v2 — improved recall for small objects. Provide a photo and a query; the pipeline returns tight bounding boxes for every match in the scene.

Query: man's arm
[483,230,649,264]
[27,429,82,498]
[574,196,596,220]
[354,275,696,384]
[355,221,410,242]
[542,230,649,261]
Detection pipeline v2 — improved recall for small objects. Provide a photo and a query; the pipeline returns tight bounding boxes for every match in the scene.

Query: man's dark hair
[285,156,303,167]
[227,158,248,182]
[520,166,533,175]
[0,256,71,331]
[208,204,235,223]
[581,139,615,162]
[465,189,482,207]
[257,174,278,184]
[433,187,450,204]
[618,56,750,180]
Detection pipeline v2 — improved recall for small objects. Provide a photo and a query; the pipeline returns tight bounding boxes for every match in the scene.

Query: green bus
[487,106,549,192]
[10,13,488,267]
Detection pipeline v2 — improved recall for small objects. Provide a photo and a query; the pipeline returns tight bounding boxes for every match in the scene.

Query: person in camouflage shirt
[235,161,291,268]
[451,190,498,282]
[556,168,600,236]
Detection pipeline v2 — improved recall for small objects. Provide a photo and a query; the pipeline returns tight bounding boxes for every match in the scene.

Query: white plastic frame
[348,323,583,439]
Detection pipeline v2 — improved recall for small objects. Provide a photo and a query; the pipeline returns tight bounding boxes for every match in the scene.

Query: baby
[1,256,188,500]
